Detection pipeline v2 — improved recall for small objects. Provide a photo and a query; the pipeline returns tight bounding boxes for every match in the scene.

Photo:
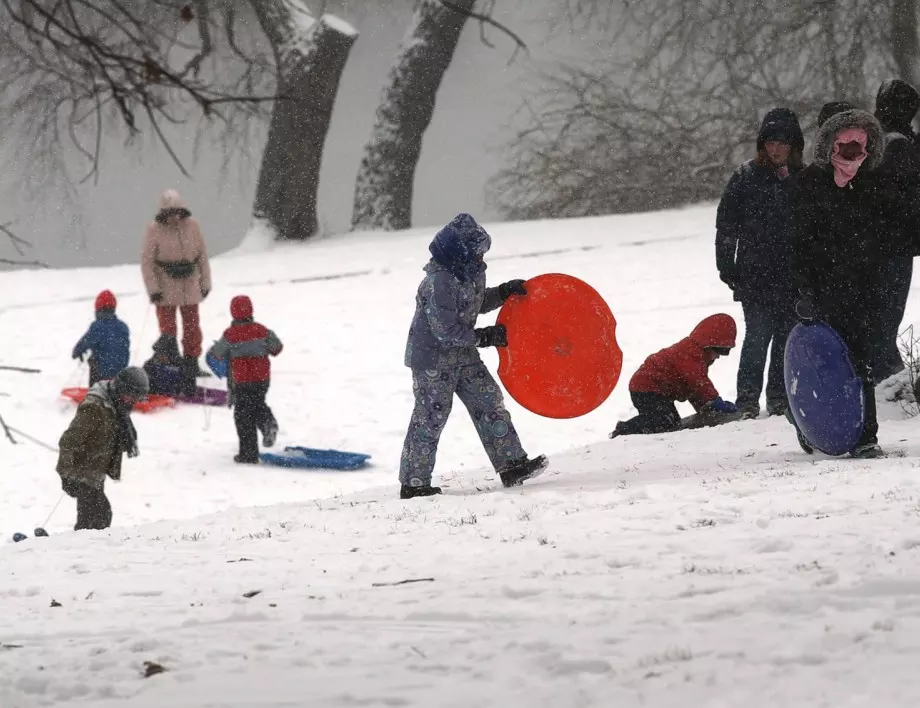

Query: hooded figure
[872,79,920,381]
[72,290,130,386]
[141,189,212,394]
[56,367,148,530]
[207,295,282,464]
[142,334,183,396]
[818,101,855,128]
[715,108,804,418]
[611,314,738,438]
[791,109,893,458]
[400,213,546,499]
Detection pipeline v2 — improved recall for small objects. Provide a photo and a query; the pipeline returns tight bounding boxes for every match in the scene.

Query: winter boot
[499,455,549,488]
[766,400,788,417]
[234,454,260,465]
[181,356,198,397]
[400,484,442,499]
[796,429,815,455]
[608,422,624,439]
[262,420,279,448]
[737,402,760,420]
[850,443,886,459]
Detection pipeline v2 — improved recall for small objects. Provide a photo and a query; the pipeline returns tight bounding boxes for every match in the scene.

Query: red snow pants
[156,305,202,359]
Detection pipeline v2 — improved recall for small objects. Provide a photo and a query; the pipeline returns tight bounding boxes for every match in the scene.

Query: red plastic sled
[60,387,175,414]
[496,273,622,419]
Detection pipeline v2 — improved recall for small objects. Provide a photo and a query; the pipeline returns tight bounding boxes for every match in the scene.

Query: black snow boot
[796,429,815,455]
[181,356,198,397]
[400,484,442,499]
[850,443,886,459]
[234,454,260,465]
[499,455,549,488]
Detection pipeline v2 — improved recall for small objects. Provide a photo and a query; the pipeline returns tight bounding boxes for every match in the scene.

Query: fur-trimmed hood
[813,109,884,171]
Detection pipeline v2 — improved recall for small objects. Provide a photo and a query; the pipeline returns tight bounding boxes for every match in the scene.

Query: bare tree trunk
[252,2,357,241]
[892,0,920,87]
[351,0,475,232]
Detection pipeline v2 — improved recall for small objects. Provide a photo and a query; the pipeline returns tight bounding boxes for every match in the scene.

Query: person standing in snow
[207,295,281,464]
[56,367,149,530]
[609,314,738,437]
[141,189,212,396]
[400,213,547,499]
[716,108,804,419]
[72,290,130,386]
[790,109,909,459]
[872,80,920,381]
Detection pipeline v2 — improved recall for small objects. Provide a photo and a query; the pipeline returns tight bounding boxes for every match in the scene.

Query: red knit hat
[95,290,117,311]
[230,295,253,320]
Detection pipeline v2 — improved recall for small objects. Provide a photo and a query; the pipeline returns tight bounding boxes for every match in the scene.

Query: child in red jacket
[208,295,282,463]
[610,314,738,438]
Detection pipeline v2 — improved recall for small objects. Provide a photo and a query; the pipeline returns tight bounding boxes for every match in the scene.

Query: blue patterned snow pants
[399,362,526,486]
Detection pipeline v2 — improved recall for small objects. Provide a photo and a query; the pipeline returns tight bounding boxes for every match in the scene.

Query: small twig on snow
[371,577,435,587]
[0,365,42,374]
[0,412,17,444]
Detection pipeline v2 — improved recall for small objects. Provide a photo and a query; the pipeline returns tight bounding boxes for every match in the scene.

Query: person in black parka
[872,79,920,381]
[716,108,804,418]
[791,109,901,459]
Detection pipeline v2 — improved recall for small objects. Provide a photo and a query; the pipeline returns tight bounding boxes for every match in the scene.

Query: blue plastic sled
[784,321,866,456]
[206,351,228,379]
[260,446,371,470]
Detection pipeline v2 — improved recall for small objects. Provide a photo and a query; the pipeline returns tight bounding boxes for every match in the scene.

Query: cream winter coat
[141,190,212,307]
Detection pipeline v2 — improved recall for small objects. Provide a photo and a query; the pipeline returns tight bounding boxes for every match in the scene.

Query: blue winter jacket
[715,159,800,307]
[405,214,503,370]
[73,311,130,380]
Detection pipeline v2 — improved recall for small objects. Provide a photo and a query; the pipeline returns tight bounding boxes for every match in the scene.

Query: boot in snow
[400,484,442,499]
[850,443,886,459]
[737,402,760,420]
[796,429,815,455]
[500,455,548,488]
[180,357,198,397]
[766,400,788,417]
[262,420,279,448]
[234,454,260,465]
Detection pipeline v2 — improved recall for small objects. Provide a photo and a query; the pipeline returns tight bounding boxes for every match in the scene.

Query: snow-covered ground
[3,206,920,706]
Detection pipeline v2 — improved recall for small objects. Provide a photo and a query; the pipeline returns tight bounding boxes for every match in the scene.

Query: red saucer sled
[496,273,622,419]
[60,387,175,414]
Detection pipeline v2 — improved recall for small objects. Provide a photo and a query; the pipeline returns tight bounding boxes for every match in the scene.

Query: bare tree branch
[440,0,528,63]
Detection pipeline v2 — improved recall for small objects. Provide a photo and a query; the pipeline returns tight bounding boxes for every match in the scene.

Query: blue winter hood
[428,213,491,281]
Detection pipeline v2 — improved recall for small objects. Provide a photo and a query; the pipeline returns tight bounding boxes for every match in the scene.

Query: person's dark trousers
[736,299,795,413]
[62,478,113,530]
[88,358,102,387]
[233,381,275,461]
[872,257,912,381]
[616,392,681,435]
[824,307,879,447]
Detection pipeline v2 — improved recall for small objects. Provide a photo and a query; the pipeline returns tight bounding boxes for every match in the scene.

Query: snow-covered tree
[251,2,357,241]
[351,0,475,232]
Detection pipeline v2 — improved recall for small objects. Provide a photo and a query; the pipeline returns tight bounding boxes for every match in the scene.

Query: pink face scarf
[830,128,868,187]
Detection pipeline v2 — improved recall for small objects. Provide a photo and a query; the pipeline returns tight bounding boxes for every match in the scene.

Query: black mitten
[498,279,527,301]
[475,324,508,348]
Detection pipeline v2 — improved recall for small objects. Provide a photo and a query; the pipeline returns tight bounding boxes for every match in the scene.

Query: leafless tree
[492,0,904,220]
[352,0,527,232]
[0,0,279,185]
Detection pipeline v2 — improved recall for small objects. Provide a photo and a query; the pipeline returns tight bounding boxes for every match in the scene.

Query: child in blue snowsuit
[72,290,130,386]
[400,213,547,499]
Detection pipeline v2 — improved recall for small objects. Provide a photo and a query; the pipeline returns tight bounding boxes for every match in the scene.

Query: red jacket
[208,296,283,385]
[629,314,736,410]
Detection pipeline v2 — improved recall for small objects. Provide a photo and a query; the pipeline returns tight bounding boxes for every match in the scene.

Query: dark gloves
[475,324,508,348]
[795,292,818,322]
[705,397,738,414]
[498,279,527,301]
[74,353,85,362]
[150,292,163,304]
[201,288,210,300]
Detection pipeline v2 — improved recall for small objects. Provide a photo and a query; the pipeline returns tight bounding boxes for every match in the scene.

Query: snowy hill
[3,206,920,706]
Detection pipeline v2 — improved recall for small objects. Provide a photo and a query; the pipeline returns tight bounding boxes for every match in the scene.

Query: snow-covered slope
[3,206,920,706]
